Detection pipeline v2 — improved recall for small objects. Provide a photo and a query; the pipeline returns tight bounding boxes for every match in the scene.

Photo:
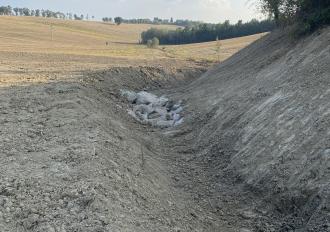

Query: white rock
[173,106,183,114]
[120,90,138,103]
[172,113,181,122]
[136,91,158,105]
[123,90,184,128]
[133,104,153,115]
[174,118,184,126]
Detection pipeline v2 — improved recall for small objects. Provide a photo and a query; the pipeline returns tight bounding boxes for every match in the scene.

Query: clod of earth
[121,90,184,128]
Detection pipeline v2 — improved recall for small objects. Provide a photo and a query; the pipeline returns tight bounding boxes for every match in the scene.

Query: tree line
[102,17,124,25]
[0,5,93,21]
[102,16,202,27]
[259,0,329,34]
[141,0,329,45]
[141,19,275,45]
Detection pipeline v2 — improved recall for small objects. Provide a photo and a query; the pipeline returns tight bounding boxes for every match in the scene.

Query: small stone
[165,114,172,120]
[171,104,181,111]
[166,101,175,111]
[148,111,161,119]
[173,106,183,114]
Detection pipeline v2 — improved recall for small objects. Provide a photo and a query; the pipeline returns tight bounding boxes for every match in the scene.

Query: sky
[0,0,263,23]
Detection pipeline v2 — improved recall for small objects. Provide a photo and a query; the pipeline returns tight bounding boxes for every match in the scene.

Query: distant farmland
[0,16,266,86]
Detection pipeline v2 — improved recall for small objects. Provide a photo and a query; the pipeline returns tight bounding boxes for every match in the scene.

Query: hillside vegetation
[259,0,329,34]
[142,19,274,45]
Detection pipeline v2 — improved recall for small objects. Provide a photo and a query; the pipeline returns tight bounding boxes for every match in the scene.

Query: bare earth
[0,16,328,232]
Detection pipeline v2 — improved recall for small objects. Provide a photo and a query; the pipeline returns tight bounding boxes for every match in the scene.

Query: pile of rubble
[121,90,184,128]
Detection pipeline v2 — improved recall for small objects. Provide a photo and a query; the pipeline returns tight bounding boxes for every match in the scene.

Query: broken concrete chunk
[171,104,181,111]
[166,100,175,111]
[148,111,162,119]
[121,89,184,128]
[136,91,158,105]
[155,120,175,128]
[158,96,169,107]
[133,104,153,115]
[173,106,183,114]
[120,90,138,103]
[172,113,181,122]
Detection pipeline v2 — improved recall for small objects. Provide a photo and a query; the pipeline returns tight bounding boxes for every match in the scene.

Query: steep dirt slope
[0,68,218,232]
[168,27,329,231]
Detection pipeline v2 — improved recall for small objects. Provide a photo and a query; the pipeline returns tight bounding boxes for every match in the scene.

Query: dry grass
[0,16,265,86]
[163,33,268,62]
[0,16,179,59]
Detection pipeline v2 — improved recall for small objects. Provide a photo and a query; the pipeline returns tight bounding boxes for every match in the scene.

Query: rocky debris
[121,90,184,128]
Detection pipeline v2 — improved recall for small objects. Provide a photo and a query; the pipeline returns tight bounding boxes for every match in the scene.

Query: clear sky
[1,0,262,23]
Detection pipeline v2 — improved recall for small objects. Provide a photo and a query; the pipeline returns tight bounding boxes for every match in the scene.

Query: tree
[259,0,282,24]
[7,5,12,15]
[13,7,19,16]
[74,14,83,20]
[114,17,123,25]
[141,19,275,45]
[35,9,41,17]
[22,8,30,16]
[0,5,12,15]
[258,0,330,32]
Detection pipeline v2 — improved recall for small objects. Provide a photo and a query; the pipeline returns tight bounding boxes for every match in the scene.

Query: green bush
[259,0,329,35]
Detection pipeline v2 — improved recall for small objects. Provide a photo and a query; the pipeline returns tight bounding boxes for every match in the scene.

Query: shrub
[151,37,159,48]
[147,39,153,48]
[114,17,123,25]
[259,0,330,35]
[146,37,159,48]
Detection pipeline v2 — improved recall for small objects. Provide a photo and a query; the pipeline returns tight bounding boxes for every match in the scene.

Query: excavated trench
[0,28,329,232]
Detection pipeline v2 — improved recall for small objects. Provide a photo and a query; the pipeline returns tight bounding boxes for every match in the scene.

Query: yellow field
[0,16,266,61]
[0,16,180,58]
[0,16,266,86]
[163,33,267,62]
